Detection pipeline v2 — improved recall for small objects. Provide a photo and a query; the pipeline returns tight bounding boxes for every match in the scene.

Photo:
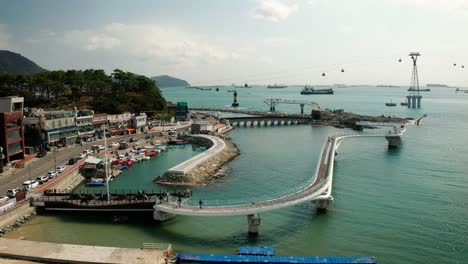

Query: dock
[0,238,169,264]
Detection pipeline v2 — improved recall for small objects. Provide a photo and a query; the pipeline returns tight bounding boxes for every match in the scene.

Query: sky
[0,0,467,86]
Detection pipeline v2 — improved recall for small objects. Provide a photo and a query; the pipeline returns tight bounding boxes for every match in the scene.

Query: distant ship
[301,86,334,95]
[235,83,251,88]
[426,84,448,87]
[385,100,396,106]
[377,84,400,88]
[267,84,287,89]
[408,88,431,92]
[334,84,347,88]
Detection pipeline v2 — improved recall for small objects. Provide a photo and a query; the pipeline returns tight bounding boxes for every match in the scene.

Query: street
[0,123,191,195]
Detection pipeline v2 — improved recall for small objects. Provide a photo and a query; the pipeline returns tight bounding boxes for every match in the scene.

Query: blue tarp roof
[237,246,275,256]
[177,253,377,264]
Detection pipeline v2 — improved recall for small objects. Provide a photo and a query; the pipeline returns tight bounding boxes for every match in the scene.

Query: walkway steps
[0,238,166,264]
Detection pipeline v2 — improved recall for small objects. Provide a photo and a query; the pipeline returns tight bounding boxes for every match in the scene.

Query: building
[191,121,214,134]
[130,113,147,133]
[107,112,132,134]
[175,102,189,121]
[75,110,94,142]
[24,109,77,146]
[0,96,25,168]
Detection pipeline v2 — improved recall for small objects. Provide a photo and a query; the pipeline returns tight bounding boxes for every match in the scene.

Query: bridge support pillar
[314,197,334,211]
[385,136,401,148]
[247,214,261,235]
[300,104,305,114]
[153,210,176,222]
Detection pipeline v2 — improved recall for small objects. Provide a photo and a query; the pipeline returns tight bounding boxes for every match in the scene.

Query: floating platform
[177,253,376,264]
[177,246,376,264]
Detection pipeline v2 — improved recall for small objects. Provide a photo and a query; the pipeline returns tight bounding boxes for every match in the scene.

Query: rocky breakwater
[313,109,408,129]
[155,135,239,186]
[0,212,36,237]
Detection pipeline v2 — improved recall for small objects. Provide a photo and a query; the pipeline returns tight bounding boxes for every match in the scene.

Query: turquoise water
[7,86,468,263]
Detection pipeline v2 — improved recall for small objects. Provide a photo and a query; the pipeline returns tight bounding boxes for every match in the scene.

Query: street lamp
[101,125,110,202]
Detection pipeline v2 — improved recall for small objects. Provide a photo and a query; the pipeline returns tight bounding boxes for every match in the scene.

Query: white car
[98,145,105,150]
[23,180,39,190]
[6,188,21,198]
[56,166,67,173]
[46,170,58,178]
[85,149,93,155]
[36,175,49,184]
[110,142,119,147]
[0,196,10,203]
[77,152,87,159]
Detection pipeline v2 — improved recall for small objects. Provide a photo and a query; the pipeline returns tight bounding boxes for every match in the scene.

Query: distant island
[151,75,189,88]
[0,50,46,75]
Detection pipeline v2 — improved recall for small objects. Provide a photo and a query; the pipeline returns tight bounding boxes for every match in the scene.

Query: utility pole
[101,125,110,203]
[53,148,57,172]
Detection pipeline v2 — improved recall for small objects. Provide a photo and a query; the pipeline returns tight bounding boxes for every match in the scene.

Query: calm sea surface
[6,86,468,263]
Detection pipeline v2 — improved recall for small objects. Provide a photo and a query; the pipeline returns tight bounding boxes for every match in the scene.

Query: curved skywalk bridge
[154,125,407,232]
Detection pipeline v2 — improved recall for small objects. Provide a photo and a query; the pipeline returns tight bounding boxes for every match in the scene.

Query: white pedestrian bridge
[154,124,407,234]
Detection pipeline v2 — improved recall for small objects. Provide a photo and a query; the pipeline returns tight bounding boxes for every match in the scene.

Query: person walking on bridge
[199,200,203,209]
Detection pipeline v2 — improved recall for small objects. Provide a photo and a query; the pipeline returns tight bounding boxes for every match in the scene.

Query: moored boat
[168,139,187,145]
[301,86,334,95]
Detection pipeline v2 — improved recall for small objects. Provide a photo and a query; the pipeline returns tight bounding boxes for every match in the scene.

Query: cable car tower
[406,52,422,108]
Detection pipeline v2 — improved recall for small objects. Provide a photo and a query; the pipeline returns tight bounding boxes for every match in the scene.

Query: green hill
[151,75,189,87]
[0,50,46,75]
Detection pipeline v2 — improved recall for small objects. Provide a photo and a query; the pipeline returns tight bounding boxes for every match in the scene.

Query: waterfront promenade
[0,238,169,264]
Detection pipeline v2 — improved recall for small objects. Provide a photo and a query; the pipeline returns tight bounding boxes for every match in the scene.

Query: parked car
[68,157,81,165]
[128,137,136,143]
[0,196,9,203]
[6,188,21,198]
[97,145,105,150]
[110,142,119,148]
[36,151,47,158]
[77,152,87,159]
[36,175,49,184]
[56,166,67,173]
[22,180,39,190]
[85,149,93,155]
[46,170,58,178]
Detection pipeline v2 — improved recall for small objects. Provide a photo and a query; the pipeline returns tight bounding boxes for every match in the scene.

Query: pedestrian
[177,197,182,207]
[199,200,203,209]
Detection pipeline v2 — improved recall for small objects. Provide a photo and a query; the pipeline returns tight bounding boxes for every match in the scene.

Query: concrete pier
[153,210,176,222]
[247,214,261,235]
[0,238,167,264]
[314,197,334,211]
[385,136,401,148]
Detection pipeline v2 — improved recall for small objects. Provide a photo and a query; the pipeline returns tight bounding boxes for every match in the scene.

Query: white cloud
[62,23,240,66]
[262,37,290,46]
[386,0,468,14]
[252,0,299,22]
[338,24,353,35]
[0,24,10,49]
[258,56,274,65]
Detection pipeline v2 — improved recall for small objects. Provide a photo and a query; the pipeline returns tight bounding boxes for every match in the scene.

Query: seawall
[156,135,239,186]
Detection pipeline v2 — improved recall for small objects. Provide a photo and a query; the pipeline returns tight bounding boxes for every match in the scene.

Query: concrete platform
[165,135,226,176]
[0,238,167,264]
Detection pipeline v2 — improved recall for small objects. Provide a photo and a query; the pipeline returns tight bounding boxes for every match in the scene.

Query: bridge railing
[164,178,328,208]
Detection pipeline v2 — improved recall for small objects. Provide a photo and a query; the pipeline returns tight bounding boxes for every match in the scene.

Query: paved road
[0,124,191,195]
